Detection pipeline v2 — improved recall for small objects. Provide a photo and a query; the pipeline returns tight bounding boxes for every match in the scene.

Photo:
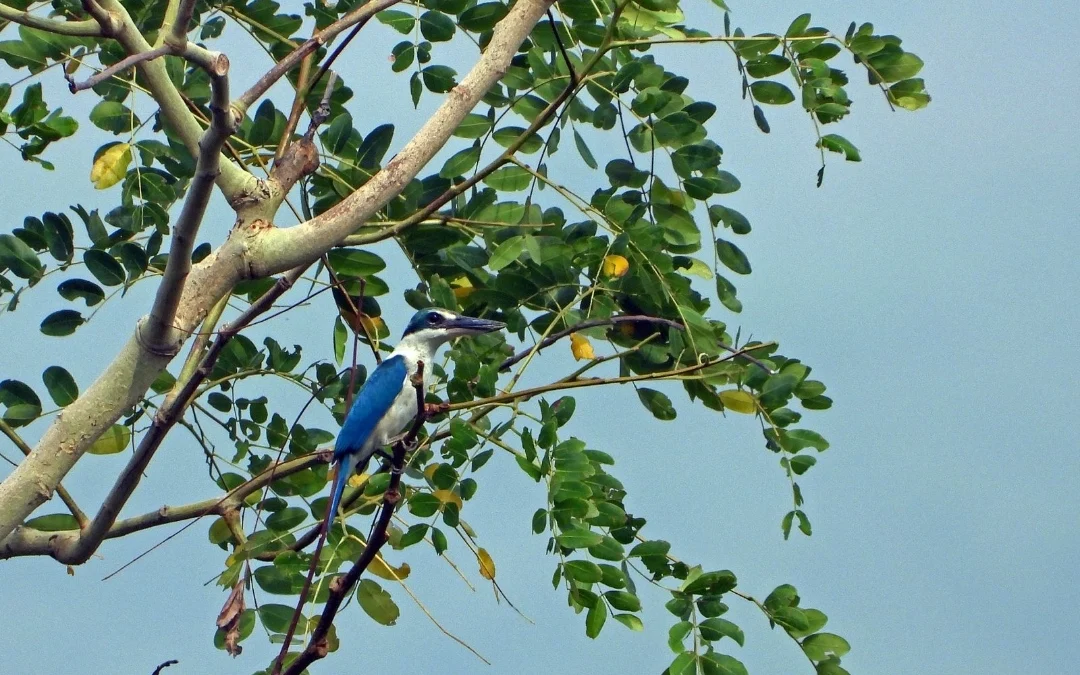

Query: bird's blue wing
[327,355,408,521]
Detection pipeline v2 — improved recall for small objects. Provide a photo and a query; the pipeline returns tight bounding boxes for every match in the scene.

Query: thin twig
[150,659,178,675]
[67,45,171,92]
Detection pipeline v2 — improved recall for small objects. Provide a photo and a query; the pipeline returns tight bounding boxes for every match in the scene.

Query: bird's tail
[326,452,359,530]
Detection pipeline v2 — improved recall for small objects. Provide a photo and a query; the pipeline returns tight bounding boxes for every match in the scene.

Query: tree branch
[449,344,775,413]
[279,362,429,675]
[143,45,237,351]
[245,0,557,276]
[90,0,255,204]
[0,446,327,560]
[0,419,86,528]
[234,0,402,114]
[0,266,307,563]
[0,3,103,36]
[497,316,774,374]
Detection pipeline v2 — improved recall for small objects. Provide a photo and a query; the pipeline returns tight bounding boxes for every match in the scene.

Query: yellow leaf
[348,472,370,488]
[369,555,411,581]
[423,464,439,481]
[358,314,385,337]
[602,254,630,278]
[477,547,496,580]
[90,143,131,189]
[432,489,463,510]
[451,276,475,300]
[719,389,757,414]
[570,333,595,361]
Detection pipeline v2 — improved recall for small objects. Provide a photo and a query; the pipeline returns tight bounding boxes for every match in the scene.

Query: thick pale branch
[0,3,102,36]
[246,0,557,276]
[92,0,255,204]
[0,419,86,527]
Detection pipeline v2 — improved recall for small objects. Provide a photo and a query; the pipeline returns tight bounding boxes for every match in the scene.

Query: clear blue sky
[1,2,1077,674]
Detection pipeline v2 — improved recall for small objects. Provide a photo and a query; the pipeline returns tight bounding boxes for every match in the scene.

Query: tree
[0,0,929,673]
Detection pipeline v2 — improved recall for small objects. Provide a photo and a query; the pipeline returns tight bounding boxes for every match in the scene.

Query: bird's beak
[447,316,505,334]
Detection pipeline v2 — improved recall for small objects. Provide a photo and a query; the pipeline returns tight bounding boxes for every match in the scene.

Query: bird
[324,307,505,526]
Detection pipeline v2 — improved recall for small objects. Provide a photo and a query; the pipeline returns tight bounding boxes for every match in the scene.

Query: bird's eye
[427,312,442,325]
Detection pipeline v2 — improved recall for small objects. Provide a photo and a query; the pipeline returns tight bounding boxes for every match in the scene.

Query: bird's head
[401,308,505,347]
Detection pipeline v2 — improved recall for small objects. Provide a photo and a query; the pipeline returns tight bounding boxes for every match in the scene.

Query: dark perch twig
[150,660,178,675]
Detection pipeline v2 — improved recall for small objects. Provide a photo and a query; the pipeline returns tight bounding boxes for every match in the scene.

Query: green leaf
[869,50,923,82]
[749,81,795,105]
[0,379,41,427]
[40,309,84,336]
[89,101,138,134]
[818,133,861,161]
[771,605,810,632]
[682,570,737,595]
[636,388,676,420]
[378,9,414,33]
[0,233,43,279]
[356,124,394,169]
[257,604,296,634]
[669,652,697,675]
[789,455,817,475]
[41,366,77,406]
[573,129,597,169]
[654,205,700,248]
[454,114,491,139]
[88,424,131,455]
[357,579,399,625]
[604,590,641,612]
[700,651,748,675]
[488,235,525,270]
[326,248,386,277]
[83,249,126,286]
[889,78,931,111]
[588,535,626,561]
[422,65,457,93]
[266,507,307,531]
[440,145,480,178]
[744,55,791,79]
[715,238,751,275]
[613,613,644,631]
[786,429,829,452]
[483,166,532,192]
[585,596,607,638]
[56,279,104,306]
[41,212,74,263]
[459,3,508,32]
[699,618,745,646]
[556,527,603,549]
[801,633,851,661]
[564,559,603,583]
[419,10,455,42]
[24,513,79,531]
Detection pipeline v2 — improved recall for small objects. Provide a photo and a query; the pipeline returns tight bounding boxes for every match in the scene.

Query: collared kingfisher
[325,308,505,526]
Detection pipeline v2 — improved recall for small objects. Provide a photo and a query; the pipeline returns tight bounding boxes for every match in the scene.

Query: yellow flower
[570,333,595,360]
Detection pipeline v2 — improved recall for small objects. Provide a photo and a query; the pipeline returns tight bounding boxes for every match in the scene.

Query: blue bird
[325,308,505,526]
